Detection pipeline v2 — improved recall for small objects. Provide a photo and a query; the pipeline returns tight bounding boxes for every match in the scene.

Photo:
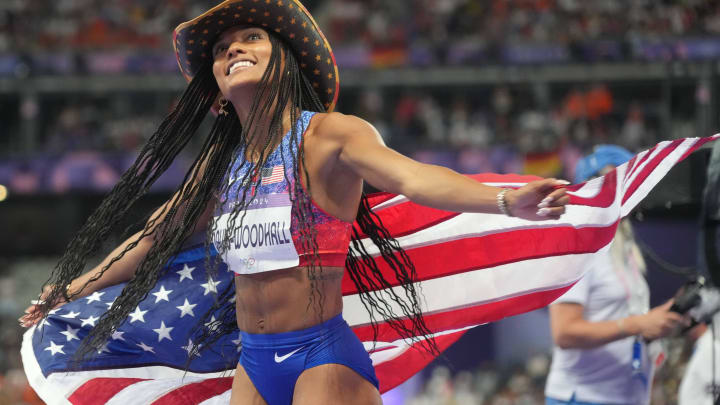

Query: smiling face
[212,26,273,103]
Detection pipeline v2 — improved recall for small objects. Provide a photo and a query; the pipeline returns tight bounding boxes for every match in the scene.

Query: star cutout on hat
[264,11,270,17]
[312,82,319,88]
[302,21,307,28]
[314,40,320,46]
[188,39,195,45]
[278,16,283,21]
[327,88,333,94]
[248,18,254,22]
[301,50,308,56]
[327,73,334,79]
[315,54,321,61]
[45,341,65,356]
[234,13,240,18]
[290,18,296,24]
[250,8,256,13]
[277,0,283,5]
[303,37,309,43]
[203,29,209,34]
[313,69,320,75]
[201,40,208,45]
[327,58,331,64]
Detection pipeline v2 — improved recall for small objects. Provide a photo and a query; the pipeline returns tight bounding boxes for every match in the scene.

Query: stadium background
[1,0,719,403]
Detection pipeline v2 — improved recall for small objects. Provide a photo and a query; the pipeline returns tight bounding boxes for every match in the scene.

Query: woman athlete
[21,1,568,404]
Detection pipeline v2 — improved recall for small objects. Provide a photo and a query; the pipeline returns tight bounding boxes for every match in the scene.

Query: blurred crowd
[1,80,669,193]
[401,335,696,405]
[1,0,720,63]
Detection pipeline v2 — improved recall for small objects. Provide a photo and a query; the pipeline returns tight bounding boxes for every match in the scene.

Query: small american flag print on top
[261,165,284,185]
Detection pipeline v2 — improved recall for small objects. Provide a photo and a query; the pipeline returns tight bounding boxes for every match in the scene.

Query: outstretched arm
[320,112,568,220]
[550,300,689,349]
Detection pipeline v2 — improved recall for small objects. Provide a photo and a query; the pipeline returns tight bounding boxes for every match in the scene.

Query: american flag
[260,165,284,185]
[22,136,717,403]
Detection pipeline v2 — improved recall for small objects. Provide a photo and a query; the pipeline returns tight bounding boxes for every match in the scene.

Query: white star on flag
[61,311,80,319]
[85,291,105,304]
[111,331,125,341]
[153,321,174,342]
[200,278,221,295]
[97,342,111,354]
[128,306,148,323]
[181,339,201,356]
[176,299,197,318]
[136,342,155,353]
[80,315,100,328]
[44,341,65,356]
[59,325,80,342]
[204,315,219,331]
[48,308,60,315]
[231,335,242,352]
[176,264,195,282]
[151,285,173,303]
[105,299,115,309]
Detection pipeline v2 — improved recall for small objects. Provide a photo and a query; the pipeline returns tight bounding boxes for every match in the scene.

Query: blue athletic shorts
[239,313,379,405]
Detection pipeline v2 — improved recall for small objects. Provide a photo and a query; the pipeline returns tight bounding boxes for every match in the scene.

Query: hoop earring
[218,98,229,116]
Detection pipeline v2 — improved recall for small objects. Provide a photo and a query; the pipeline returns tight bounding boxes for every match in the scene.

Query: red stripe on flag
[151,377,233,405]
[566,170,618,207]
[68,378,149,405]
[622,139,683,205]
[342,223,617,295]
[375,330,466,393]
[352,284,574,342]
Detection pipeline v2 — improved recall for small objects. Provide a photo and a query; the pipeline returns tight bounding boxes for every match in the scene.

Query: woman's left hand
[505,178,570,221]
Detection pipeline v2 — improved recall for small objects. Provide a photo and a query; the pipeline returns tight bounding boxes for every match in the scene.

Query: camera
[670,276,720,326]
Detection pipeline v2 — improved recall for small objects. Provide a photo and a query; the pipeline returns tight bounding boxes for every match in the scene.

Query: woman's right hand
[634,300,689,340]
[19,285,68,328]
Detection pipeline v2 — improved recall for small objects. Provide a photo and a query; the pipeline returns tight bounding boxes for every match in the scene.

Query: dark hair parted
[39,29,437,364]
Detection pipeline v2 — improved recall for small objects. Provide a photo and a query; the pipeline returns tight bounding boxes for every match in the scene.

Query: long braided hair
[39,30,437,363]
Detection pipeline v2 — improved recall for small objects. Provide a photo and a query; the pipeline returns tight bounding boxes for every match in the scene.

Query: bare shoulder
[310,112,380,142]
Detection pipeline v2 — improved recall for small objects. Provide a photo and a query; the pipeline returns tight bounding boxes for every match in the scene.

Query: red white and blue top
[213,111,352,274]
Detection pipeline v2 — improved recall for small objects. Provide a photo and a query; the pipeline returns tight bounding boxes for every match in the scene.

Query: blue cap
[575,145,634,183]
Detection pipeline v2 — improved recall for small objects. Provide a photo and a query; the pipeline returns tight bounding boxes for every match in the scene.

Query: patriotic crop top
[212,111,353,275]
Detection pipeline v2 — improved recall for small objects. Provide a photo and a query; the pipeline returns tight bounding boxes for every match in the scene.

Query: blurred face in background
[212,26,273,104]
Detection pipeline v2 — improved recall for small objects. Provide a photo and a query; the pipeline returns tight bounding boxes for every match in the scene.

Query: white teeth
[228,60,254,74]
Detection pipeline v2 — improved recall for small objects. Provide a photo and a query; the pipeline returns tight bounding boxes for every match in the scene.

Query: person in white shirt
[545,145,689,405]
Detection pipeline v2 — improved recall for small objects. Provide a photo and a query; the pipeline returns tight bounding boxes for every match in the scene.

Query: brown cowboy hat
[173,0,339,112]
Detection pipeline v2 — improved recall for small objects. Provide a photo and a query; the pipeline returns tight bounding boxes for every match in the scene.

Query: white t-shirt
[545,237,652,405]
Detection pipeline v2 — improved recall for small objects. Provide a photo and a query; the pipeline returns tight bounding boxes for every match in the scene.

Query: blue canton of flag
[30,245,240,377]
